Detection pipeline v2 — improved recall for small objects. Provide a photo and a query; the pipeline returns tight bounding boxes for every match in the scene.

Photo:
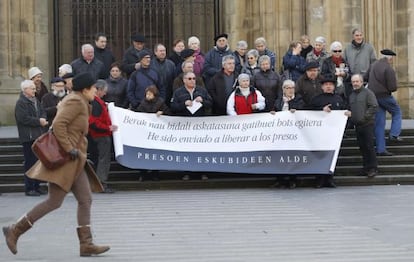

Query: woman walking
[2,72,110,257]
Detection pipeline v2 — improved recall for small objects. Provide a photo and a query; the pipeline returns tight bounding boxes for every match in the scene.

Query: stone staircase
[1,129,414,193]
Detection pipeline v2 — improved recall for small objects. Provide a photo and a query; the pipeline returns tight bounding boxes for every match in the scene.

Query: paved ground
[1,185,414,261]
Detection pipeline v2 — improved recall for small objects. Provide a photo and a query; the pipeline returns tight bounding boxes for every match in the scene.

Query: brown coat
[27,92,103,193]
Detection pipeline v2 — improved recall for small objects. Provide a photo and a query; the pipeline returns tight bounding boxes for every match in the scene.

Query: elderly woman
[3,73,110,257]
[306,36,329,66]
[104,62,129,108]
[273,79,304,112]
[241,49,261,78]
[320,41,351,97]
[227,73,265,115]
[188,36,205,77]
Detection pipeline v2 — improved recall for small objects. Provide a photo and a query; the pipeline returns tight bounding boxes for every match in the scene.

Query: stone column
[0,0,52,125]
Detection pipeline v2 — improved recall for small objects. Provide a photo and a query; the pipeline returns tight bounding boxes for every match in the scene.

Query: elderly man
[71,44,105,80]
[207,55,238,115]
[344,28,377,75]
[366,49,402,156]
[121,33,152,77]
[202,33,233,84]
[15,80,49,196]
[41,77,67,124]
[295,61,324,108]
[346,74,378,177]
[172,61,204,92]
[311,77,347,188]
[170,71,212,117]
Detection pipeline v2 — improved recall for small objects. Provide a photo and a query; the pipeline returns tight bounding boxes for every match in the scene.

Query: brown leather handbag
[31,130,71,170]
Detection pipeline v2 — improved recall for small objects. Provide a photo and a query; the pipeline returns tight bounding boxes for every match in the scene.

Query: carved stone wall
[0,0,52,125]
[222,0,414,118]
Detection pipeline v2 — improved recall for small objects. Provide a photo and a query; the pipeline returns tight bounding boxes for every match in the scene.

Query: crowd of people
[13,29,403,193]
[3,28,404,257]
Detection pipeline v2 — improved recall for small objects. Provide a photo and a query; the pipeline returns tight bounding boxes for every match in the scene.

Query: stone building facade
[0,0,413,125]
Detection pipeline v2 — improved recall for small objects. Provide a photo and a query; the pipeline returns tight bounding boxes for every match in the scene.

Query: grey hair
[236,40,248,49]
[95,79,108,91]
[221,55,235,67]
[258,55,271,66]
[188,36,200,46]
[254,37,267,46]
[330,41,342,51]
[282,79,295,89]
[246,49,259,58]
[181,60,194,70]
[81,44,94,53]
[20,80,35,91]
[351,73,363,82]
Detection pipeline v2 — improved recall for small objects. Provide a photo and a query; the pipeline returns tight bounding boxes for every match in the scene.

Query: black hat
[62,73,74,79]
[380,49,396,56]
[72,73,95,91]
[305,61,319,71]
[131,34,146,42]
[138,50,151,62]
[50,77,66,84]
[214,33,228,42]
[320,77,336,84]
[181,49,195,59]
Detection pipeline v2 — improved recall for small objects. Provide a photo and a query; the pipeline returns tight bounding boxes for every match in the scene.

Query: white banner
[108,103,348,174]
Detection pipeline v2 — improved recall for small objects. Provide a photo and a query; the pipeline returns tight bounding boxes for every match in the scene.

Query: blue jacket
[202,46,233,84]
[282,51,307,82]
[127,67,161,109]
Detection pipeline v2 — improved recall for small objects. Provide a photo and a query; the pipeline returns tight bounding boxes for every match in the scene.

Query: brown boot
[2,215,33,255]
[77,225,110,256]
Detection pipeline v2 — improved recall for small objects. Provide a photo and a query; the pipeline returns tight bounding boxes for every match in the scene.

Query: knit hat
[72,73,95,91]
[62,73,74,79]
[28,67,43,79]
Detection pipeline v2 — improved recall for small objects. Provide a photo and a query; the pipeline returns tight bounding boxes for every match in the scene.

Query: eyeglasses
[185,77,196,80]
[332,50,342,53]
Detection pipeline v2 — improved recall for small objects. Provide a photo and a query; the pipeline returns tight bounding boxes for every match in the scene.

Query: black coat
[171,86,212,116]
[310,93,346,111]
[121,46,152,77]
[15,93,47,143]
[136,97,170,115]
[94,46,115,79]
[207,70,238,115]
[274,94,305,111]
[252,70,282,111]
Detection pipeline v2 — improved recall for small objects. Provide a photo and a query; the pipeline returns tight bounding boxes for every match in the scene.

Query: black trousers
[22,141,40,191]
[355,124,378,171]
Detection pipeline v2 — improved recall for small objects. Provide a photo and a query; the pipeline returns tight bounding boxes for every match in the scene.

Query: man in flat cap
[310,76,347,188]
[202,33,233,85]
[295,61,324,108]
[366,48,402,156]
[121,33,152,77]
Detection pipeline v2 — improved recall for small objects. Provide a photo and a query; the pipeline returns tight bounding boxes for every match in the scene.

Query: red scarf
[332,56,343,67]
[313,49,322,57]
